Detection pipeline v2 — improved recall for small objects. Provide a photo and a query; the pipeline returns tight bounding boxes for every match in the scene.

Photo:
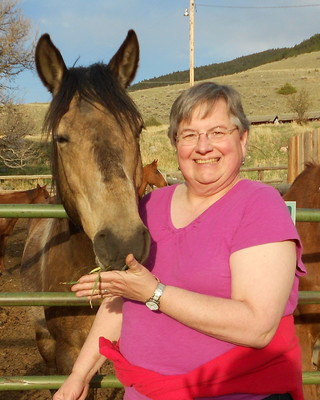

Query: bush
[287,88,312,125]
[144,116,162,127]
[277,83,297,95]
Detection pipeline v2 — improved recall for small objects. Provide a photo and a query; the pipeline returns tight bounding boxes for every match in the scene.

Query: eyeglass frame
[176,126,239,145]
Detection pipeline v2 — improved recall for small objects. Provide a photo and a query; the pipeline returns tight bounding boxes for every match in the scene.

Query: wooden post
[288,129,320,183]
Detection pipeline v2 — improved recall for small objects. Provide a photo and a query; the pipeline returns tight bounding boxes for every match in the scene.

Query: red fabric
[99,315,304,400]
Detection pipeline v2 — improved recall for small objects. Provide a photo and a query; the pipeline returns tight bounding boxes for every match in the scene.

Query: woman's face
[176,98,248,195]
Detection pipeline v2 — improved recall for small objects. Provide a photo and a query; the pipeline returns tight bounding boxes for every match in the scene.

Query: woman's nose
[194,133,214,153]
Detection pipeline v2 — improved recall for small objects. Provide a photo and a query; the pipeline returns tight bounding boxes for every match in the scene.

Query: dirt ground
[0,219,124,400]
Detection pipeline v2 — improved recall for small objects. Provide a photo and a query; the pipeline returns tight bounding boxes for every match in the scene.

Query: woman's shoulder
[236,179,282,200]
[139,184,176,210]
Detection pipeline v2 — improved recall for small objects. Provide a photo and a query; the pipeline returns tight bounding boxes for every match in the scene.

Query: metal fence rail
[1,204,320,221]
[0,371,319,390]
[0,375,122,391]
[0,203,320,390]
[0,290,316,306]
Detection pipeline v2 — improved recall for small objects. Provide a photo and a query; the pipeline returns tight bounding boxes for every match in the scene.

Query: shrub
[277,83,297,95]
[144,116,162,127]
[287,88,312,125]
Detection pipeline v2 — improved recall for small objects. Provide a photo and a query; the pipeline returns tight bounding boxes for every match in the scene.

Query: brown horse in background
[138,159,167,198]
[20,30,150,393]
[0,184,50,273]
[283,162,320,399]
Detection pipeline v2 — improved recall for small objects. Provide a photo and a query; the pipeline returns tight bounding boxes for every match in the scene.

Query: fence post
[288,129,320,183]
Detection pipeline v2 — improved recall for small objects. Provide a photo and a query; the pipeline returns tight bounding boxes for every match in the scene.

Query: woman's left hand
[71,254,159,303]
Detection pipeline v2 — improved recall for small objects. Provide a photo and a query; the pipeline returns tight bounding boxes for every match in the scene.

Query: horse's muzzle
[93,226,151,270]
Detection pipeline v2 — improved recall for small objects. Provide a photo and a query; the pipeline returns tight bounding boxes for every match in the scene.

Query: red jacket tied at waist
[99,315,303,400]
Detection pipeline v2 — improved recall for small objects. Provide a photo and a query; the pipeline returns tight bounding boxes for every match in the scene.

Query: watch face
[145,300,159,311]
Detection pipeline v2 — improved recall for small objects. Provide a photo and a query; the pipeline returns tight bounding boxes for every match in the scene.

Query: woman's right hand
[53,372,89,400]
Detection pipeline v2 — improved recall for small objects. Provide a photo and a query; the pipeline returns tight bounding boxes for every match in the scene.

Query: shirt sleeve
[231,185,305,276]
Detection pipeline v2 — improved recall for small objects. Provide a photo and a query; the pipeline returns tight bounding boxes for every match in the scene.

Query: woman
[53,82,305,400]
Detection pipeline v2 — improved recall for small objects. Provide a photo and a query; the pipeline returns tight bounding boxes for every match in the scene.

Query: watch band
[145,282,166,311]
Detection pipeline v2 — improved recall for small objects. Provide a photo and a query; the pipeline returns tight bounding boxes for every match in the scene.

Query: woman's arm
[73,241,296,349]
[53,296,123,400]
[159,240,296,348]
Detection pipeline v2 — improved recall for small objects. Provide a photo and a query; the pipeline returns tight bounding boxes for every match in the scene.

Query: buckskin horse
[20,31,150,393]
[283,162,320,399]
[138,159,167,198]
[0,184,49,273]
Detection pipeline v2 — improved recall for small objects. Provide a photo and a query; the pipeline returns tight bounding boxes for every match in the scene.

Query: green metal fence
[0,203,320,391]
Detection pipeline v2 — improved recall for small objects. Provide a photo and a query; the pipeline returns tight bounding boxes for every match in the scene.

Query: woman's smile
[194,157,220,164]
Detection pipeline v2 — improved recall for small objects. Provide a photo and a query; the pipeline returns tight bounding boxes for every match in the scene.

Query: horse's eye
[136,123,144,137]
[55,134,69,144]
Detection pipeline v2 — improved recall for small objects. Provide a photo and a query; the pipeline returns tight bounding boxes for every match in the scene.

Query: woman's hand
[71,254,159,304]
[53,372,89,400]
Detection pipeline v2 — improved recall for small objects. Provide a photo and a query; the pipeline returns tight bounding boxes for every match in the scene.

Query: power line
[197,3,320,9]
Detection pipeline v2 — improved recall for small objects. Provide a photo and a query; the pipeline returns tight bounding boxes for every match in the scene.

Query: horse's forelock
[43,63,143,136]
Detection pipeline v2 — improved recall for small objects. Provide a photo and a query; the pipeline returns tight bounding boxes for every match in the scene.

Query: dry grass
[15,50,320,184]
[130,50,320,125]
[141,120,320,183]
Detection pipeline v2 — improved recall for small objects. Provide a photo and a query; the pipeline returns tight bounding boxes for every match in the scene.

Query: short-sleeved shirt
[120,180,306,400]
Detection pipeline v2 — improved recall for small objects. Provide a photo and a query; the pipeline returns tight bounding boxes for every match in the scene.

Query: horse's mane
[43,63,143,136]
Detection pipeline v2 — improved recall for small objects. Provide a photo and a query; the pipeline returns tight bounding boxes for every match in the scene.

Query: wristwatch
[145,282,166,311]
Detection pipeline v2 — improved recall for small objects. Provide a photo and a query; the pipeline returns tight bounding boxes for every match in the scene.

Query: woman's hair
[168,82,250,146]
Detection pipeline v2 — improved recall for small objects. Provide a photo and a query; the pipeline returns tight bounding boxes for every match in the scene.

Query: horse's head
[284,162,320,208]
[144,160,168,188]
[32,184,50,204]
[35,31,150,269]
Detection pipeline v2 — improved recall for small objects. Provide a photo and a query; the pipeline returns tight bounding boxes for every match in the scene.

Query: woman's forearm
[71,296,123,382]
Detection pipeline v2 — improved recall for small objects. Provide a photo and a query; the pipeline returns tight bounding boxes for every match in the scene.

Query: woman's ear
[240,130,249,158]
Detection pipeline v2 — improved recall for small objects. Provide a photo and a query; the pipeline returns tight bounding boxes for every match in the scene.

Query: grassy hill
[15,43,320,184]
[129,50,320,125]
[131,33,320,90]
[24,41,320,130]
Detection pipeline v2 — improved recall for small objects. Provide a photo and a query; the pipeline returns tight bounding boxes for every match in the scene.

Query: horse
[138,159,167,198]
[283,162,320,399]
[20,30,150,392]
[0,184,50,274]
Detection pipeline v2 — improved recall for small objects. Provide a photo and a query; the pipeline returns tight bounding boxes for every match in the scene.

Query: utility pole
[189,0,195,86]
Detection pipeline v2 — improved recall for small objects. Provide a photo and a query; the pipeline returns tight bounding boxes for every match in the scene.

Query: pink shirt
[120,180,305,400]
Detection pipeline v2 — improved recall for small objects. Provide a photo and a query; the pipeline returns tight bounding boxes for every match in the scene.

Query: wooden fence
[288,129,320,183]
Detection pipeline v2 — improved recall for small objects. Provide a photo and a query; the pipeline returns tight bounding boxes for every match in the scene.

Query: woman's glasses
[177,126,238,145]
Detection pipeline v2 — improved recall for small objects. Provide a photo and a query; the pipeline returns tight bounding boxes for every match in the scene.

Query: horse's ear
[108,30,139,88]
[37,184,41,189]
[35,33,68,94]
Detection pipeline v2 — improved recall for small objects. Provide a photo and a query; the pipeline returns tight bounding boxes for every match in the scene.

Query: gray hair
[168,82,250,146]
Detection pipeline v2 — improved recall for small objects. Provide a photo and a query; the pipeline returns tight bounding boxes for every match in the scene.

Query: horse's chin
[94,256,126,271]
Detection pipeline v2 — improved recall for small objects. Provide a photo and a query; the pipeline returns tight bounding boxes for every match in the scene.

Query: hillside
[131,33,320,90]
[23,45,320,131]
[130,50,320,124]
[11,49,320,181]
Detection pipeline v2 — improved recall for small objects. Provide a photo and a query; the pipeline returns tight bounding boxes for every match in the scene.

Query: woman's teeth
[195,158,218,164]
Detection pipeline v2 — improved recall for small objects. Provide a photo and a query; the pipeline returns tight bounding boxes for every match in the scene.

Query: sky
[11,0,320,104]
